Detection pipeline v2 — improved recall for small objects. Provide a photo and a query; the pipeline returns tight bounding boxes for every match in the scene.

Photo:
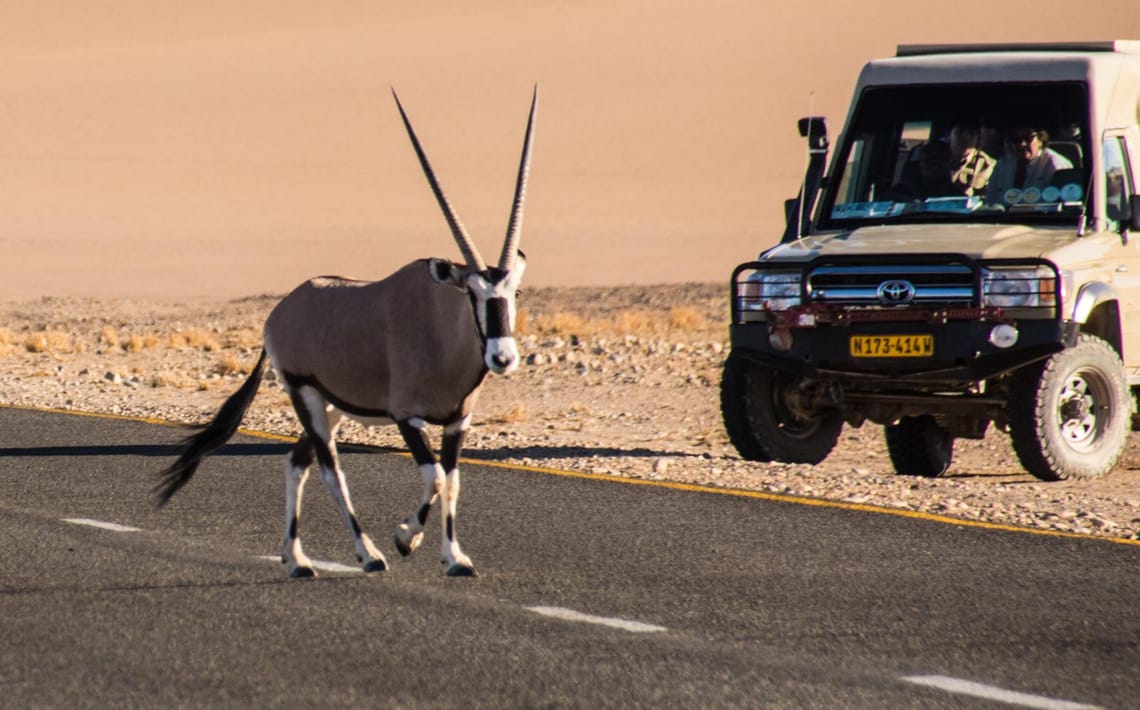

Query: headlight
[982,267,1056,308]
[740,271,802,312]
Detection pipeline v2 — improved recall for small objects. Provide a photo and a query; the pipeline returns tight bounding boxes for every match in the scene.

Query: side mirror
[1131,195,1140,231]
[797,116,829,152]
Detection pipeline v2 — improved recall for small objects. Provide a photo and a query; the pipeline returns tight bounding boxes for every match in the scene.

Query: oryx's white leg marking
[394,459,442,557]
[439,415,475,576]
[394,415,475,575]
[282,434,316,577]
[290,385,387,574]
[394,418,440,557]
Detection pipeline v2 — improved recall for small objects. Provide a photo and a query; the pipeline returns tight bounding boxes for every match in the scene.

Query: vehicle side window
[1103,136,1134,226]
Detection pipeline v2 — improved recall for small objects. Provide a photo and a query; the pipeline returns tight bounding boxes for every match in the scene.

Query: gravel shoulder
[2,285,1138,541]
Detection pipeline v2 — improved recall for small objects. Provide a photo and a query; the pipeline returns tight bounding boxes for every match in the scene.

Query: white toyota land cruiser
[722,41,1140,480]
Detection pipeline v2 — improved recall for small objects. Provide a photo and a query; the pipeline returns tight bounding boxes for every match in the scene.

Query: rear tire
[720,353,842,464]
[1007,334,1130,481]
[884,415,954,477]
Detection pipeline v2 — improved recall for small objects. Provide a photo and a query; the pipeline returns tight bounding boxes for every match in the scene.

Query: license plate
[849,334,933,358]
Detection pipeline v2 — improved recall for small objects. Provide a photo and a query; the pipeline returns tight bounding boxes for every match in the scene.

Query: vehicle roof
[895,40,1140,57]
[857,41,1140,86]
[847,40,1140,141]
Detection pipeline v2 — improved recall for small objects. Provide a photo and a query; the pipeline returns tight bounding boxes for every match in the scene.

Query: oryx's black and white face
[468,257,526,375]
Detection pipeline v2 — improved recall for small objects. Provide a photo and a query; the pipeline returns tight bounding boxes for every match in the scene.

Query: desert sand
[3,2,1140,299]
[2,4,1140,540]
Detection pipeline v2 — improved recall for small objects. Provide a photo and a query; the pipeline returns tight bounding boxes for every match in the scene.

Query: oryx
[156,88,537,578]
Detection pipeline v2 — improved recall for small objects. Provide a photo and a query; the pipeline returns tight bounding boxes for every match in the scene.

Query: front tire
[720,353,842,464]
[884,415,954,477]
[1007,334,1130,481]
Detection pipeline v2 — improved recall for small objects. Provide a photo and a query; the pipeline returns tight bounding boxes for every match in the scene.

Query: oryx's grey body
[266,263,487,424]
[157,88,536,578]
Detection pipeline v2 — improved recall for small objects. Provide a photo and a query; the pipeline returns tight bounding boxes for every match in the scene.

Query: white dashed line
[525,605,666,633]
[902,675,1103,709]
[256,555,362,574]
[62,518,141,533]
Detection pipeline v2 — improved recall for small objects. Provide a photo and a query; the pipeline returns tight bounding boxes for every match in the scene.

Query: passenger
[948,122,996,196]
[985,126,1072,204]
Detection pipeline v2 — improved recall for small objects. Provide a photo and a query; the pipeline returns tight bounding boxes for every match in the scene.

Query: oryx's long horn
[499,85,538,271]
[392,89,487,272]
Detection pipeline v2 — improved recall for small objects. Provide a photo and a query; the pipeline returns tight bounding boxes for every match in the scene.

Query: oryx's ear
[427,257,467,290]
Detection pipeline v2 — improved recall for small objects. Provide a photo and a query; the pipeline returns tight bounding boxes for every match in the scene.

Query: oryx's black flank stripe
[483,297,511,339]
[281,371,487,426]
[282,372,395,420]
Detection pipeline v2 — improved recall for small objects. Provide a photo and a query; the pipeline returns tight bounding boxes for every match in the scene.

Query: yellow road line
[5,403,1138,548]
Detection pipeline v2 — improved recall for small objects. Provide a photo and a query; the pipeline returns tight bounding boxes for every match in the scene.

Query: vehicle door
[1102,132,1140,375]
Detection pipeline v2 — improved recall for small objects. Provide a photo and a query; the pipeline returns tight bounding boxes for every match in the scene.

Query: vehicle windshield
[819,82,1091,228]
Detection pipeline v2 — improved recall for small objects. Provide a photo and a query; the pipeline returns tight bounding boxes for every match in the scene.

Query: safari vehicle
[722,41,1140,480]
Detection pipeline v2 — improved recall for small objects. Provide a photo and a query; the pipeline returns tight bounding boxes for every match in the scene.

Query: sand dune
[2,1,1138,300]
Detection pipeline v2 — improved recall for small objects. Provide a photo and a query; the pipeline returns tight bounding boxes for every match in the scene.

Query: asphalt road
[1,406,1137,708]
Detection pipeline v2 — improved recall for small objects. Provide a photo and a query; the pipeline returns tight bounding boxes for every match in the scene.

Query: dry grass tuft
[486,402,528,424]
[214,353,243,376]
[171,329,220,351]
[124,334,161,353]
[666,306,706,331]
[24,331,74,354]
[522,306,713,339]
[613,309,653,334]
[150,372,190,388]
[99,326,120,349]
[221,328,262,349]
[524,311,587,336]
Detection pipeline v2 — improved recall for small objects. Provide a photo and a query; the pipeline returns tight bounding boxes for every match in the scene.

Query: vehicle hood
[761,224,1081,262]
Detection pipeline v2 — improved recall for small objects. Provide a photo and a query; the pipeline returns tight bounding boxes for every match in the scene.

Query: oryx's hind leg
[289,385,388,574]
[395,416,476,576]
[282,434,316,578]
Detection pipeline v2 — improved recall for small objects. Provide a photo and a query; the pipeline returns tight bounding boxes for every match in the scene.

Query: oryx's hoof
[363,558,388,574]
[289,566,316,579]
[395,532,423,558]
[444,563,478,578]
[395,536,413,557]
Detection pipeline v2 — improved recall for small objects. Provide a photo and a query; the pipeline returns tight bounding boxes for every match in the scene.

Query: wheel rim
[1056,367,1112,452]
[769,375,825,440]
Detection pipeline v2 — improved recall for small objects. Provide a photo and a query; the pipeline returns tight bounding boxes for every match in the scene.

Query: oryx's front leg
[395,416,476,576]
[290,386,387,575]
[394,418,440,558]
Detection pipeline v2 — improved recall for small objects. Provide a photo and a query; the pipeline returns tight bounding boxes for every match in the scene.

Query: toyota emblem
[877,279,915,305]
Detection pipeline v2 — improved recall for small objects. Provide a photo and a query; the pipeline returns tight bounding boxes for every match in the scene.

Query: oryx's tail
[155,350,269,506]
